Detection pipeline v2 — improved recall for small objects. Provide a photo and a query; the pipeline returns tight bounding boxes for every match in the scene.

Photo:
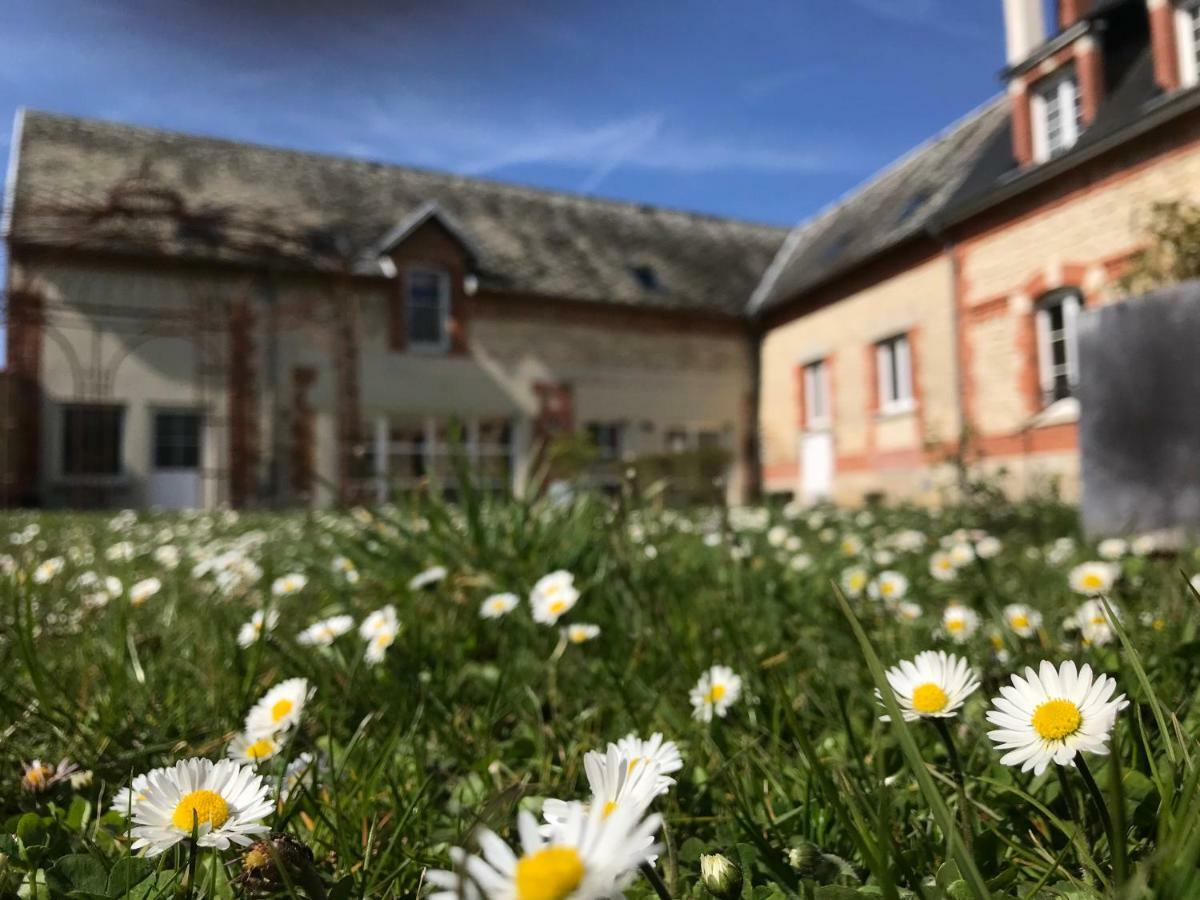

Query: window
[875,335,914,413]
[62,405,123,476]
[586,422,624,461]
[406,269,450,351]
[803,359,831,429]
[153,411,201,469]
[631,265,660,291]
[1035,288,1083,405]
[665,429,689,453]
[1175,2,1200,87]
[1031,67,1082,162]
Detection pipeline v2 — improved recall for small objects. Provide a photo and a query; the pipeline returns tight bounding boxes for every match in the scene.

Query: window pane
[407,271,447,347]
[154,412,200,469]
[62,406,123,475]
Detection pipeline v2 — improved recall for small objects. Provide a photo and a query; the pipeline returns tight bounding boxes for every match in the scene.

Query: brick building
[1,113,781,508]
[756,0,1200,504]
[5,0,1200,510]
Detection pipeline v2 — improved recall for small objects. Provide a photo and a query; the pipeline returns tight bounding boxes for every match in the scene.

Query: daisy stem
[933,718,974,851]
[1075,756,1119,880]
[183,840,200,900]
[640,861,673,900]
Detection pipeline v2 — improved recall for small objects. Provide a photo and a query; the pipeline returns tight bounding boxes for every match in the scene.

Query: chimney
[1147,0,1182,92]
[1004,0,1048,66]
[1059,0,1095,29]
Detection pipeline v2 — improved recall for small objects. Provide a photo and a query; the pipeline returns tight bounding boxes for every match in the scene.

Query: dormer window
[1175,2,1200,88]
[1031,66,1083,162]
[406,268,451,352]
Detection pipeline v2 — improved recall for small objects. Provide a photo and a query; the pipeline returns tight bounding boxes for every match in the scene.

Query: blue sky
[0,0,1007,228]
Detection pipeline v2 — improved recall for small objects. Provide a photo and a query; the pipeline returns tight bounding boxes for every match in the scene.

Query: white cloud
[340,96,862,189]
[847,0,986,39]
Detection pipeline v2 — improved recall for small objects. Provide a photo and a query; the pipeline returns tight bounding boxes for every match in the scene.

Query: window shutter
[896,336,913,402]
[1035,307,1053,399]
[1063,292,1081,387]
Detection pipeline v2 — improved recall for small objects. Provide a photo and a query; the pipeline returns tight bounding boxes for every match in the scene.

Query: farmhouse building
[756,0,1200,504]
[4,0,1200,509]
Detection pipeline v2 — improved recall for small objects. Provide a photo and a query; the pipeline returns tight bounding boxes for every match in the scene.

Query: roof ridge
[18,108,789,235]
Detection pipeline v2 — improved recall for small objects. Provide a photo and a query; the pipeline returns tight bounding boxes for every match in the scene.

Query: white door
[147,410,203,508]
[800,431,834,503]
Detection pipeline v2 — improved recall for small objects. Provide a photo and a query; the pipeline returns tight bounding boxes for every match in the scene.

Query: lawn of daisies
[3,480,1200,900]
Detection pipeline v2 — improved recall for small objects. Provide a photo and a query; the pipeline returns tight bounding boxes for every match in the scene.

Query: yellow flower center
[1090,615,1107,626]
[601,800,617,818]
[910,682,949,714]
[946,619,965,633]
[881,582,896,596]
[491,600,506,611]
[245,738,275,760]
[1011,614,1028,629]
[171,789,230,831]
[26,765,51,788]
[1032,699,1082,741]
[849,574,865,590]
[271,699,294,722]
[548,600,567,614]
[1082,573,1104,590]
[514,846,586,900]
[705,683,727,704]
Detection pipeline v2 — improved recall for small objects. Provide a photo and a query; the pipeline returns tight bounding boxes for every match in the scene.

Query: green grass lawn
[2,480,1199,899]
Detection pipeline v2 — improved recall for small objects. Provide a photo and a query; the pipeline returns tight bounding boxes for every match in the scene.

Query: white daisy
[237,610,280,648]
[929,551,958,582]
[941,605,980,643]
[271,573,308,597]
[1069,562,1118,596]
[1066,598,1122,647]
[1003,603,1043,638]
[531,570,580,625]
[974,535,1003,559]
[948,542,976,567]
[480,593,519,619]
[613,733,683,787]
[868,570,909,603]
[839,566,869,599]
[839,535,864,557]
[244,678,312,737]
[427,803,662,900]
[227,732,281,766]
[408,565,448,590]
[879,650,980,721]
[364,625,398,666]
[129,578,162,606]
[33,557,64,584]
[895,601,923,623]
[1097,538,1128,561]
[359,604,398,640]
[110,770,161,818]
[565,624,600,644]
[130,758,273,856]
[332,556,360,584]
[541,747,665,859]
[297,614,355,647]
[689,665,742,722]
[986,660,1128,775]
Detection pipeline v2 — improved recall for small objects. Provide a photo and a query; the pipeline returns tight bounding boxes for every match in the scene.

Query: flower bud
[234,833,320,896]
[700,852,743,899]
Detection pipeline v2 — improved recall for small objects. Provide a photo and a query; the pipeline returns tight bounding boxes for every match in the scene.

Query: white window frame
[875,334,915,415]
[803,359,831,430]
[405,267,451,352]
[1030,67,1082,163]
[1176,2,1200,88]
[1035,289,1083,406]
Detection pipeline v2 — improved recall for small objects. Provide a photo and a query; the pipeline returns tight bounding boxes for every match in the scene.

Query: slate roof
[748,99,1011,314]
[4,111,786,318]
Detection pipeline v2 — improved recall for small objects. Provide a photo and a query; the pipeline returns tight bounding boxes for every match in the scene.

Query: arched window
[1035,287,1084,405]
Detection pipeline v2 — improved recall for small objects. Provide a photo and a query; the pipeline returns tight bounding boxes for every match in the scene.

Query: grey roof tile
[6,111,786,318]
